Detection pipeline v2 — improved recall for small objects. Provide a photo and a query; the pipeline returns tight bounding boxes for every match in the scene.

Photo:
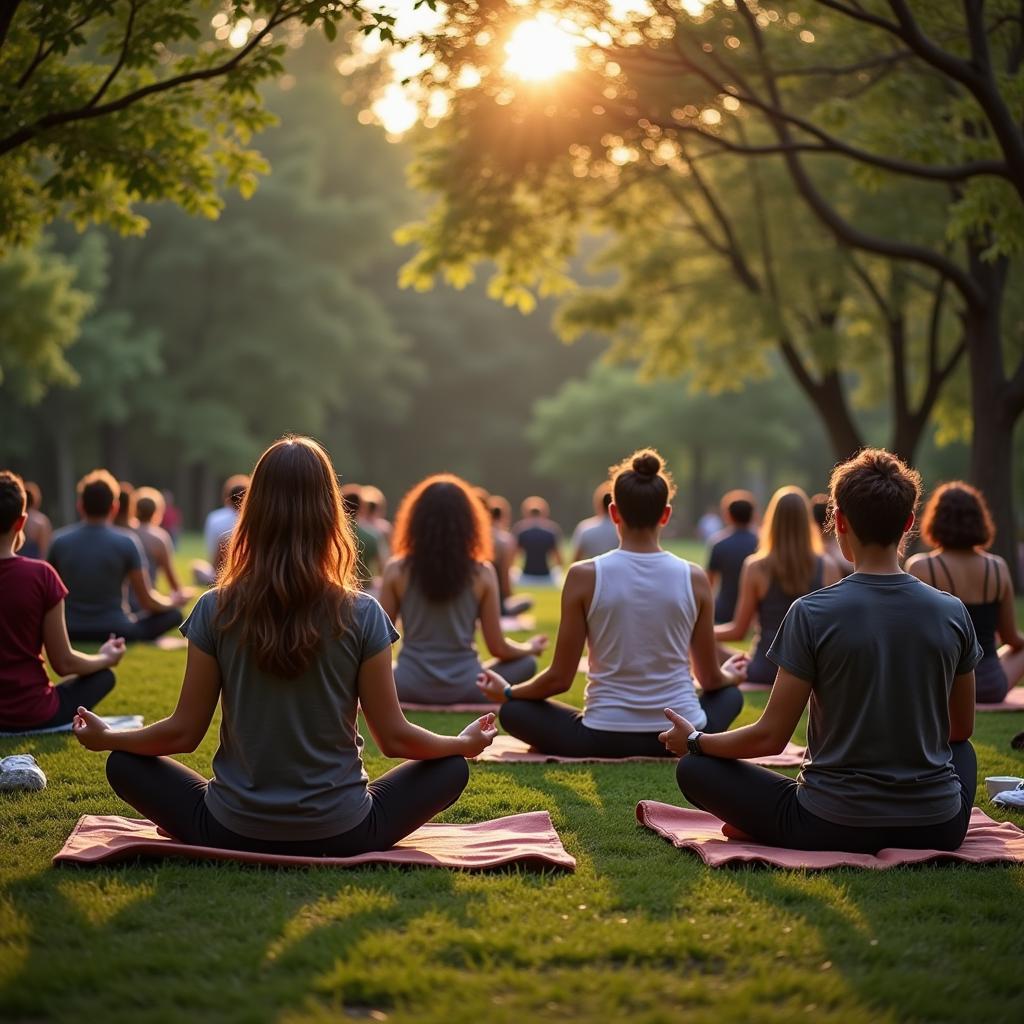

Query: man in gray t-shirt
[48,470,184,642]
[767,573,981,827]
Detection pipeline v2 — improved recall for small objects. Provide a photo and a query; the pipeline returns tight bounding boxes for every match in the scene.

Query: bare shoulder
[987,553,1013,595]
[686,562,712,598]
[381,556,407,582]
[904,552,930,577]
[564,560,596,595]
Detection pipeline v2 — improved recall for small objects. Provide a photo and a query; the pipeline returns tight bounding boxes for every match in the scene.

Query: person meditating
[907,482,1024,704]
[48,470,186,643]
[663,449,981,854]
[478,450,746,757]
[381,475,547,705]
[715,486,843,685]
[0,471,125,733]
[705,489,759,624]
[72,437,497,856]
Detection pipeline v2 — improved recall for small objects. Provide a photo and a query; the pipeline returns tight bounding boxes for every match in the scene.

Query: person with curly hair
[381,475,548,705]
[478,449,746,757]
[907,482,1024,703]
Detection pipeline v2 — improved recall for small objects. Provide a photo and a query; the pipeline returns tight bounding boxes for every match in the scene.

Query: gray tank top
[749,557,825,681]
[393,573,483,697]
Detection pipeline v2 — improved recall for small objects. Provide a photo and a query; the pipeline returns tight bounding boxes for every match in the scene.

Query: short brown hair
[921,482,994,550]
[134,486,165,524]
[77,469,120,518]
[828,449,920,547]
[610,448,676,530]
[0,471,26,533]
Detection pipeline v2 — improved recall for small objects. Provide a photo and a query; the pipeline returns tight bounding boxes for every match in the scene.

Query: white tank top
[582,549,707,732]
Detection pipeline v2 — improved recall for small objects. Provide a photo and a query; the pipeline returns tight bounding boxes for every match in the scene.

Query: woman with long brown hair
[381,474,547,705]
[715,486,843,685]
[907,482,1024,703]
[73,437,497,855]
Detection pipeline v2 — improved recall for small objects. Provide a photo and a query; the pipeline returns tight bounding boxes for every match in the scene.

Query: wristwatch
[686,730,704,756]
[503,683,515,701]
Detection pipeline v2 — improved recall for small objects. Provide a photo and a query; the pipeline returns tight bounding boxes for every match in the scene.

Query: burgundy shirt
[0,556,67,726]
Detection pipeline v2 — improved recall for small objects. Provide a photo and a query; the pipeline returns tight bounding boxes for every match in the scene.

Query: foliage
[0,0,400,248]
[0,240,92,400]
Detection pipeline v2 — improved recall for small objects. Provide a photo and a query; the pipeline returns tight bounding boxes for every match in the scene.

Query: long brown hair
[216,437,358,677]
[392,474,493,602]
[757,486,822,595]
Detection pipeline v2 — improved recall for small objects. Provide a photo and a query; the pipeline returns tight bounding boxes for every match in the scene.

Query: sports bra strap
[987,555,1001,603]
[934,554,957,597]
[926,557,937,588]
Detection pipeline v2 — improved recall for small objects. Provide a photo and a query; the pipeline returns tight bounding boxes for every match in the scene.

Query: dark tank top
[926,555,1000,658]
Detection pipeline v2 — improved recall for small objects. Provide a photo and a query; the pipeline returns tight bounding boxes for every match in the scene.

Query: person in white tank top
[478,449,747,758]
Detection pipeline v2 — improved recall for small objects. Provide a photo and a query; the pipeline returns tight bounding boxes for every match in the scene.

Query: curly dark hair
[392,474,494,602]
[921,481,994,551]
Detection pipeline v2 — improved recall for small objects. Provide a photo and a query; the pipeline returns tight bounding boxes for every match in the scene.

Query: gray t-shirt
[48,522,144,632]
[768,572,982,828]
[572,516,619,560]
[181,589,399,840]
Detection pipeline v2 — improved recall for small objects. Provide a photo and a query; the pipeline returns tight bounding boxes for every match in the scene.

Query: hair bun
[632,452,661,477]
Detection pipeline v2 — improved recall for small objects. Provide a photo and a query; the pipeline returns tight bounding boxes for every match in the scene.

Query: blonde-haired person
[478,449,747,757]
[73,438,497,855]
[907,482,1024,703]
[381,475,547,705]
[715,486,843,685]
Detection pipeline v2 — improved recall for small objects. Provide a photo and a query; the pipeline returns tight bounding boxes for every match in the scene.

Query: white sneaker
[0,754,48,792]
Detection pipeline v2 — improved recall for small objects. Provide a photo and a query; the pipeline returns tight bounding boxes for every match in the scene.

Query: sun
[504,16,580,82]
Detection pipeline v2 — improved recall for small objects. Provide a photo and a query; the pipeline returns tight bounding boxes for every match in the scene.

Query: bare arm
[689,568,743,691]
[661,668,811,759]
[481,563,591,702]
[377,559,402,625]
[128,567,177,613]
[714,559,761,642]
[158,533,182,593]
[42,601,124,677]
[478,564,542,659]
[358,648,495,758]
[74,643,221,754]
[994,558,1024,649]
[948,671,976,742]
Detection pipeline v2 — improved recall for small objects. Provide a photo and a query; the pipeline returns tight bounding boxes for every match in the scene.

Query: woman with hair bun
[907,482,1024,703]
[716,486,843,685]
[381,474,548,705]
[478,449,747,757]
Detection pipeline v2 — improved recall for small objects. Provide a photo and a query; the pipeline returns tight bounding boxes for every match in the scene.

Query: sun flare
[504,17,580,82]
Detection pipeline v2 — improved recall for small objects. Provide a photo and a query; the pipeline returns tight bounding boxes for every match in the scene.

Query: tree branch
[732,0,985,307]
[0,2,291,158]
[85,0,141,109]
[0,0,23,52]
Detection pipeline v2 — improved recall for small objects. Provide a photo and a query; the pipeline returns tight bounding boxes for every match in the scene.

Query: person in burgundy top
[0,471,125,732]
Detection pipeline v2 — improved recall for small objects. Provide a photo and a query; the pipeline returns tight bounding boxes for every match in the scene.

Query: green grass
[2,538,1024,1024]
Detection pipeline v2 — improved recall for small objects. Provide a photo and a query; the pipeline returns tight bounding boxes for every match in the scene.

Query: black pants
[105,751,470,856]
[501,594,534,617]
[69,608,183,644]
[675,741,977,854]
[1,669,115,732]
[498,686,744,758]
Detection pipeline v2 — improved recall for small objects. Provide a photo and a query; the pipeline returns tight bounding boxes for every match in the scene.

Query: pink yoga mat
[975,687,1024,712]
[400,702,500,714]
[636,802,1024,870]
[473,735,806,767]
[53,811,575,872]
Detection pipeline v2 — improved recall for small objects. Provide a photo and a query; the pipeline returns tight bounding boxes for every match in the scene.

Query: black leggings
[1,669,115,732]
[105,752,470,856]
[498,686,744,758]
[69,608,183,644]
[676,741,977,854]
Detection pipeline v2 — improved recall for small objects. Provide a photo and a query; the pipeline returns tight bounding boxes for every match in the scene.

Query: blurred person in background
[193,475,249,587]
[706,490,759,624]
[571,482,618,563]
[19,481,52,560]
[513,496,563,586]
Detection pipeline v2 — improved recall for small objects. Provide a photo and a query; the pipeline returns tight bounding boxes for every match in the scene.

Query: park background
[2,4,1024,1024]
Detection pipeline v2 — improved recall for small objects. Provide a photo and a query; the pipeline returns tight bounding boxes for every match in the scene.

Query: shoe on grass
[0,754,47,792]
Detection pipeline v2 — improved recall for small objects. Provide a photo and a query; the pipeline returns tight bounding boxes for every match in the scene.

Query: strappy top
[926,554,1000,659]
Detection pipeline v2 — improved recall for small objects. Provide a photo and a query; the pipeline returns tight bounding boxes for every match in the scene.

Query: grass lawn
[2,537,1023,1023]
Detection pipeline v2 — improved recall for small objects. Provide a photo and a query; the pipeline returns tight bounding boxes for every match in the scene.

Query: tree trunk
[963,261,1020,589]
[812,371,865,461]
[52,421,75,527]
[889,411,928,468]
[691,443,706,530]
